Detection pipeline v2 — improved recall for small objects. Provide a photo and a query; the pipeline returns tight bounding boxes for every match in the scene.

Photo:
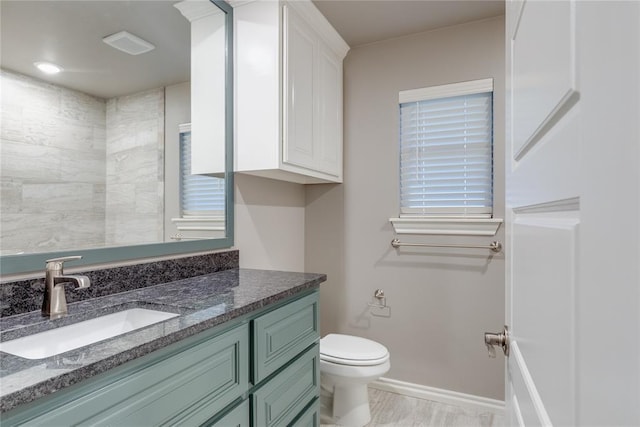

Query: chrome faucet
[42,256,91,318]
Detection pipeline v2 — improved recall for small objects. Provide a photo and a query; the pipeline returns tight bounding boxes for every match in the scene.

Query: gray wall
[305,16,506,400]
[235,173,305,271]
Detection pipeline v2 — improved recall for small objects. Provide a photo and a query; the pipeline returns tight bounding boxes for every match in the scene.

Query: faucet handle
[45,256,83,270]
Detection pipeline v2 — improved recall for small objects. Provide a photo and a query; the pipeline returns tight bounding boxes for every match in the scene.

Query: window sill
[389,217,503,236]
[170,216,225,240]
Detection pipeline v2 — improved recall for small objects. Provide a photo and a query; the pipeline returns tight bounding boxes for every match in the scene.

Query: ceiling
[0,1,505,99]
[0,1,190,99]
[312,0,505,47]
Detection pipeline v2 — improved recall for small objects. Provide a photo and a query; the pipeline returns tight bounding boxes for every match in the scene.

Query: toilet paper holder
[368,289,387,309]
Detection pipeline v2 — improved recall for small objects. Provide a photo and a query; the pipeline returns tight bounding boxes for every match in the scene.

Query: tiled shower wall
[0,69,107,254]
[0,69,165,253]
[105,88,164,246]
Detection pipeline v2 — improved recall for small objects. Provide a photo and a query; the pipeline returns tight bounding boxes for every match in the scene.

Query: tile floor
[321,387,505,427]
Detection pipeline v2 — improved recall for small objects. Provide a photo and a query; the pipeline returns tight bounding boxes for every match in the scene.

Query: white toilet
[319,334,390,426]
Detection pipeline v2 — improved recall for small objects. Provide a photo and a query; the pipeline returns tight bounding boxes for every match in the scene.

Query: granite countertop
[0,268,326,413]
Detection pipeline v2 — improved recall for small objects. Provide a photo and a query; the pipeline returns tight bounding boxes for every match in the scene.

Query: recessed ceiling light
[34,61,63,74]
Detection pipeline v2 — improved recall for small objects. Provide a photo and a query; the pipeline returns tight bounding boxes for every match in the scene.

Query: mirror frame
[0,0,234,276]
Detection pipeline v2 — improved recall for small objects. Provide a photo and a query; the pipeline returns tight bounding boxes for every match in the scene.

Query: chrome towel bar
[391,238,503,253]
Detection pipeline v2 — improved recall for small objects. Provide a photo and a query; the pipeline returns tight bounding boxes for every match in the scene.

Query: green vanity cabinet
[3,322,249,426]
[2,289,320,427]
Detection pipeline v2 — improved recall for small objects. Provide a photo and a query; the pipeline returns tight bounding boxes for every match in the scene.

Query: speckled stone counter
[0,251,239,317]
[0,268,326,413]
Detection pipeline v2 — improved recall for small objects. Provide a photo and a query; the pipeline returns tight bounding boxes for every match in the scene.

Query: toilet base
[319,334,390,426]
[320,382,371,427]
[319,385,334,424]
[333,384,371,426]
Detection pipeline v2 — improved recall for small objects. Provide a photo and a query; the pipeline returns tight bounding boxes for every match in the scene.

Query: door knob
[484,325,509,358]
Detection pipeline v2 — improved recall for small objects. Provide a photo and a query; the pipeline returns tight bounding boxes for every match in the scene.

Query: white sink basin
[0,308,179,360]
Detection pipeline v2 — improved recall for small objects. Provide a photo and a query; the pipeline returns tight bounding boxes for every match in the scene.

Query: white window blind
[180,131,225,216]
[399,79,493,217]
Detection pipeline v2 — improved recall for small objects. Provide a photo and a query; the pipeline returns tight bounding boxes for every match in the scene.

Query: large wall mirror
[0,0,234,276]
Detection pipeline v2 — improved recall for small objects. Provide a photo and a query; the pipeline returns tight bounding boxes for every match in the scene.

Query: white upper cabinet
[235,0,349,184]
[175,1,226,176]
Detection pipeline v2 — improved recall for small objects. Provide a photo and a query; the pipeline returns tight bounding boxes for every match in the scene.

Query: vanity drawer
[8,323,248,426]
[253,291,319,383]
[292,399,320,427]
[252,343,320,427]
[208,399,250,427]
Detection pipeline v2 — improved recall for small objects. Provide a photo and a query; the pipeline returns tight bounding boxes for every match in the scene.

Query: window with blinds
[399,79,493,218]
[180,131,225,216]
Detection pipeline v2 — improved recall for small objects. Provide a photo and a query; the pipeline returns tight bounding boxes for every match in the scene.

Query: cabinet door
[292,399,320,427]
[99,324,248,426]
[5,324,249,427]
[315,40,342,180]
[190,6,226,176]
[208,399,250,427]
[253,344,320,427]
[282,4,316,171]
[253,292,319,383]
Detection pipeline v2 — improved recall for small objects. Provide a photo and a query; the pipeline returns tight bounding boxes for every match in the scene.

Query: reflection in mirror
[173,126,225,241]
[0,0,233,275]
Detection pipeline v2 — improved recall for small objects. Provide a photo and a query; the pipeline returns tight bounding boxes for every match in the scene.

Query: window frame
[390,78,502,236]
[178,127,226,218]
[170,123,226,240]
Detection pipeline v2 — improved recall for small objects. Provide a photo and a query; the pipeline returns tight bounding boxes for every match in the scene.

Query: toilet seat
[320,334,389,366]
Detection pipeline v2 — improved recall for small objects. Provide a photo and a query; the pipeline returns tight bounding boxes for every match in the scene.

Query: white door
[504,1,640,425]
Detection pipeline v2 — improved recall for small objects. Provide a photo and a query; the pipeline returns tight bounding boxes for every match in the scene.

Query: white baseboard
[370,377,505,414]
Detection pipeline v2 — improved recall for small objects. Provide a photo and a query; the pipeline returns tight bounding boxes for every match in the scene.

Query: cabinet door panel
[12,324,248,427]
[253,344,320,427]
[315,41,342,179]
[253,292,319,383]
[190,9,226,175]
[208,399,250,427]
[283,5,316,170]
[94,324,248,426]
[292,399,320,427]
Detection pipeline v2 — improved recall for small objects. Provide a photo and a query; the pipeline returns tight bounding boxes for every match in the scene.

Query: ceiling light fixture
[34,61,63,74]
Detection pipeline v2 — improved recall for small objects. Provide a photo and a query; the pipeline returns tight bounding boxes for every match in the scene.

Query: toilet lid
[320,334,389,365]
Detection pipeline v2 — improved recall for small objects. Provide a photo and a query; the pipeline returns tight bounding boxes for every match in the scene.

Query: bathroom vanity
[0,268,325,426]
